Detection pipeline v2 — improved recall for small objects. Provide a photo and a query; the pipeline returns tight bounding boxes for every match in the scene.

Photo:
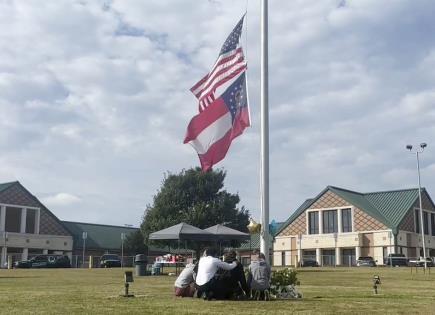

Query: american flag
[184,16,250,172]
[190,15,247,112]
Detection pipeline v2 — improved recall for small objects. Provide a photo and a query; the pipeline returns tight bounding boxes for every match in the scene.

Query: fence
[300,255,392,267]
[71,255,136,268]
[2,253,22,268]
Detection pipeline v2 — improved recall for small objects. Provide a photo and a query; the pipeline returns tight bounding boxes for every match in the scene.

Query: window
[322,249,336,266]
[5,207,21,232]
[308,211,319,234]
[342,248,356,266]
[342,208,352,232]
[323,210,337,234]
[423,211,429,235]
[26,209,36,234]
[415,209,420,233]
[431,213,435,236]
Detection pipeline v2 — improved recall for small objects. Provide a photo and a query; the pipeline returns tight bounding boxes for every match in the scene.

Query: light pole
[121,232,126,268]
[82,231,87,268]
[406,143,428,270]
[3,232,7,268]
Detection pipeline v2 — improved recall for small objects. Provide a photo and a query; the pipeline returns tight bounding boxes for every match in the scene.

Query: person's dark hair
[223,250,237,262]
[258,252,266,260]
[252,249,260,256]
[204,247,217,257]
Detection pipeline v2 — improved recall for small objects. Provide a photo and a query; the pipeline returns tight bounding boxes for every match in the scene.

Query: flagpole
[260,0,270,262]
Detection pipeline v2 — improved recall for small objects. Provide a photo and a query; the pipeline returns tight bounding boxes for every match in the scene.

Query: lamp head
[406,145,413,151]
[420,143,427,149]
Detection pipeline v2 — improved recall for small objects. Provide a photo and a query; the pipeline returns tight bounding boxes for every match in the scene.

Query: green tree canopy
[123,230,147,255]
[140,167,250,250]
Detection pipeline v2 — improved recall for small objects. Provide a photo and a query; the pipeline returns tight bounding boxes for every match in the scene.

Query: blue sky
[1,0,434,226]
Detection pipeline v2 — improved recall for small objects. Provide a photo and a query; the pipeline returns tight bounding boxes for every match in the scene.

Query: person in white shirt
[195,248,237,300]
[174,263,196,297]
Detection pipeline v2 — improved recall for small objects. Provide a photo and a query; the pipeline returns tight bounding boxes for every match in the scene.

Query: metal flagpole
[416,151,427,271]
[260,0,270,262]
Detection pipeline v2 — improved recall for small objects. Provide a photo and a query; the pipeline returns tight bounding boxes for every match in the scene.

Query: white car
[408,257,433,267]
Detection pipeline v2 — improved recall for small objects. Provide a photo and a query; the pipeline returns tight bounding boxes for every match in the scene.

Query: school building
[273,186,435,266]
[0,181,73,266]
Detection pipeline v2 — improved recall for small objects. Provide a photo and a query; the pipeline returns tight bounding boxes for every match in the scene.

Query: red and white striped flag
[184,16,250,171]
[190,16,247,112]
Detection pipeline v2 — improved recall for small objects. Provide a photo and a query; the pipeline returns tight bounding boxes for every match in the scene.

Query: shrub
[271,268,299,287]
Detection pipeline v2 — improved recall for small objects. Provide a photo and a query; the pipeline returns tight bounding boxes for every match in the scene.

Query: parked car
[384,253,408,266]
[408,257,434,267]
[356,256,376,267]
[301,259,319,267]
[100,254,121,268]
[14,255,71,268]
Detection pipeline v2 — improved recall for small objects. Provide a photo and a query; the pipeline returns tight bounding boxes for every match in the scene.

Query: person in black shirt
[213,250,249,300]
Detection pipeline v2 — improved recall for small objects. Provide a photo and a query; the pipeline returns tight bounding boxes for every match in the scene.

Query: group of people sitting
[174,248,271,300]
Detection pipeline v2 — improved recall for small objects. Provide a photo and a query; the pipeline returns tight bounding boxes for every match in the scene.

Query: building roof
[276,186,432,236]
[364,189,421,228]
[62,221,138,250]
[0,181,71,236]
[236,232,274,251]
[0,181,17,193]
[275,198,314,236]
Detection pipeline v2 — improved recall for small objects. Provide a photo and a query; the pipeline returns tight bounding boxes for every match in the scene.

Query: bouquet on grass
[270,268,302,299]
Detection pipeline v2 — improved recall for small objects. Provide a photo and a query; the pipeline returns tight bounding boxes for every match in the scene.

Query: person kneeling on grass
[213,250,250,300]
[195,248,237,300]
[174,263,197,297]
[247,251,271,299]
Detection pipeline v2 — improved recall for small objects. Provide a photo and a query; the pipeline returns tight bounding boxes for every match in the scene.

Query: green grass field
[1,267,434,314]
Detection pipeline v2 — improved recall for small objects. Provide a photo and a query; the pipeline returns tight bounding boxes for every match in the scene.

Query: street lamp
[121,233,126,268]
[82,232,87,268]
[406,143,428,270]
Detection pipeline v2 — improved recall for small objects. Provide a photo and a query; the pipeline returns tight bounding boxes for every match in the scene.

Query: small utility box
[125,271,134,283]
[121,271,134,297]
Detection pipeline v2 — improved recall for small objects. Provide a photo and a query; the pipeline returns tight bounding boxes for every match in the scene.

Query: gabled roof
[0,181,17,193]
[275,198,313,236]
[276,186,431,236]
[364,189,421,228]
[328,186,391,227]
[62,221,138,250]
[0,181,71,236]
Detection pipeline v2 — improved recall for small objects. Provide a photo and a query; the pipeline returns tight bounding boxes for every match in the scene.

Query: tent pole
[250,236,252,264]
[177,239,180,275]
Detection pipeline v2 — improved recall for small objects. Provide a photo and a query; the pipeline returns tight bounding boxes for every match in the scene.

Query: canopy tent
[148,222,214,241]
[204,224,250,241]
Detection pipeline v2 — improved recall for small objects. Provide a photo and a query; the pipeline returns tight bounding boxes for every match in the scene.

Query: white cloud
[0,0,434,225]
[42,193,82,207]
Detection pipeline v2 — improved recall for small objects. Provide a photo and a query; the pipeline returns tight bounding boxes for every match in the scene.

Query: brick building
[0,182,73,266]
[274,186,435,266]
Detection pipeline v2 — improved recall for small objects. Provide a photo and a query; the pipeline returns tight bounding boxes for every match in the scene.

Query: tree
[124,230,148,255]
[140,167,250,256]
